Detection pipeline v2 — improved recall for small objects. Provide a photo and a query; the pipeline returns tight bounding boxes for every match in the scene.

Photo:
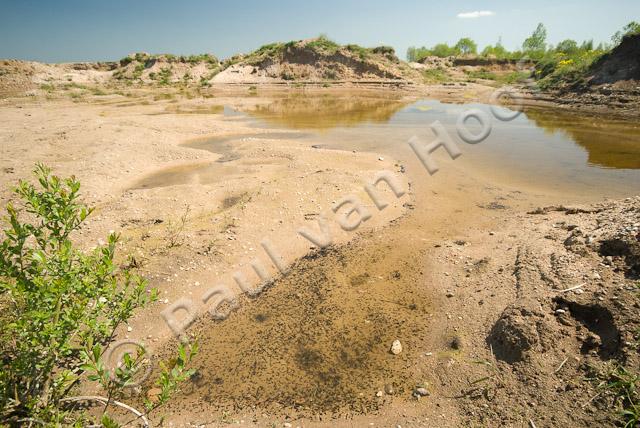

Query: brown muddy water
[171,92,640,197]
[157,92,640,420]
[243,94,640,197]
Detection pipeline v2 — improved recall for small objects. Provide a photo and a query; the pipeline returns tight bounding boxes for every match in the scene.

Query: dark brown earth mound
[588,34,640,86]
[523,34,640,115]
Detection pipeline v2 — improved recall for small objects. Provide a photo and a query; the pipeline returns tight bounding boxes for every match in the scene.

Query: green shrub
[185,53,219,65]
[345,44,369,60]
[158,67,172,85]
[498,71,531,84]
[371,45,395,56]
[134,53,149,62]
[407,43,459,61]
[534,49,605,89]
[422,68,450,83]
[132,63,145,79]
[465,69,497,80]
[612,21,640,46]
[307,35,339,54]
[119,56,134,67]
[0,165,196,425]
[244,43,285,65]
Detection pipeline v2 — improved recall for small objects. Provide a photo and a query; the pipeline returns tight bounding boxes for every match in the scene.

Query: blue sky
[1,0,638,62]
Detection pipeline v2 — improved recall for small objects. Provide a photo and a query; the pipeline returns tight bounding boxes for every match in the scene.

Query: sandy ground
[1,85,638,427]
[0,88,413,348]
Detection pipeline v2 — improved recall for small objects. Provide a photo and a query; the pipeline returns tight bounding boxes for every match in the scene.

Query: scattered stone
[384,383,395,395]
[127,326,132,332]
[413,387,429,397]
[445,291,455,298]
[390,339,403,355]
[375,390,383,397]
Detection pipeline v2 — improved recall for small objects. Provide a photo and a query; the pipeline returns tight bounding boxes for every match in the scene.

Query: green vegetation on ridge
[408,20,640,90]
[234,35,399,67]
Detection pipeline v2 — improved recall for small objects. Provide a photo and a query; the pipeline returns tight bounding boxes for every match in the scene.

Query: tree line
[406,21,640,62]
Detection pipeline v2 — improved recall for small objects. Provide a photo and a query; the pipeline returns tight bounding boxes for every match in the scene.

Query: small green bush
[371,45,395,56]
[307,35,339,54]
[345,44,369,60]
[465,69,497,80]
[132,63,145,79]
[422,68,450,83]
[0,165,197,425]
[158,67,172,85]
[185,53,219,65]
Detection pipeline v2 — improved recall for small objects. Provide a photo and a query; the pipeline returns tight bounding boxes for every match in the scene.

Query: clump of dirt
[468,196,640,427]
[487,300,556,364]
[213,37,420,83]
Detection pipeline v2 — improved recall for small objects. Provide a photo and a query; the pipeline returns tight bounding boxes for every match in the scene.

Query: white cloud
[457,10,495,19]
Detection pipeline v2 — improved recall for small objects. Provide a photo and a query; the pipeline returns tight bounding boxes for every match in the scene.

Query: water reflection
[160,93,639,197]
[243,93,411,130]
[524,107,640,169]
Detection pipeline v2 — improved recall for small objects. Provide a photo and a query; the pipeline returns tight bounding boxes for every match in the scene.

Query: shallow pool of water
[235,94,640,198]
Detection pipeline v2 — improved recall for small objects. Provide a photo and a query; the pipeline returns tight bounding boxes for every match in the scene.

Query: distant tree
[555,39,579,54]
[522,23,547,56]
[406,46,417,62]
[579,39,594,51]
[481,38,509,59]
[431,43,458,57]
[611,21,640,46]
[455,37,478,55]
